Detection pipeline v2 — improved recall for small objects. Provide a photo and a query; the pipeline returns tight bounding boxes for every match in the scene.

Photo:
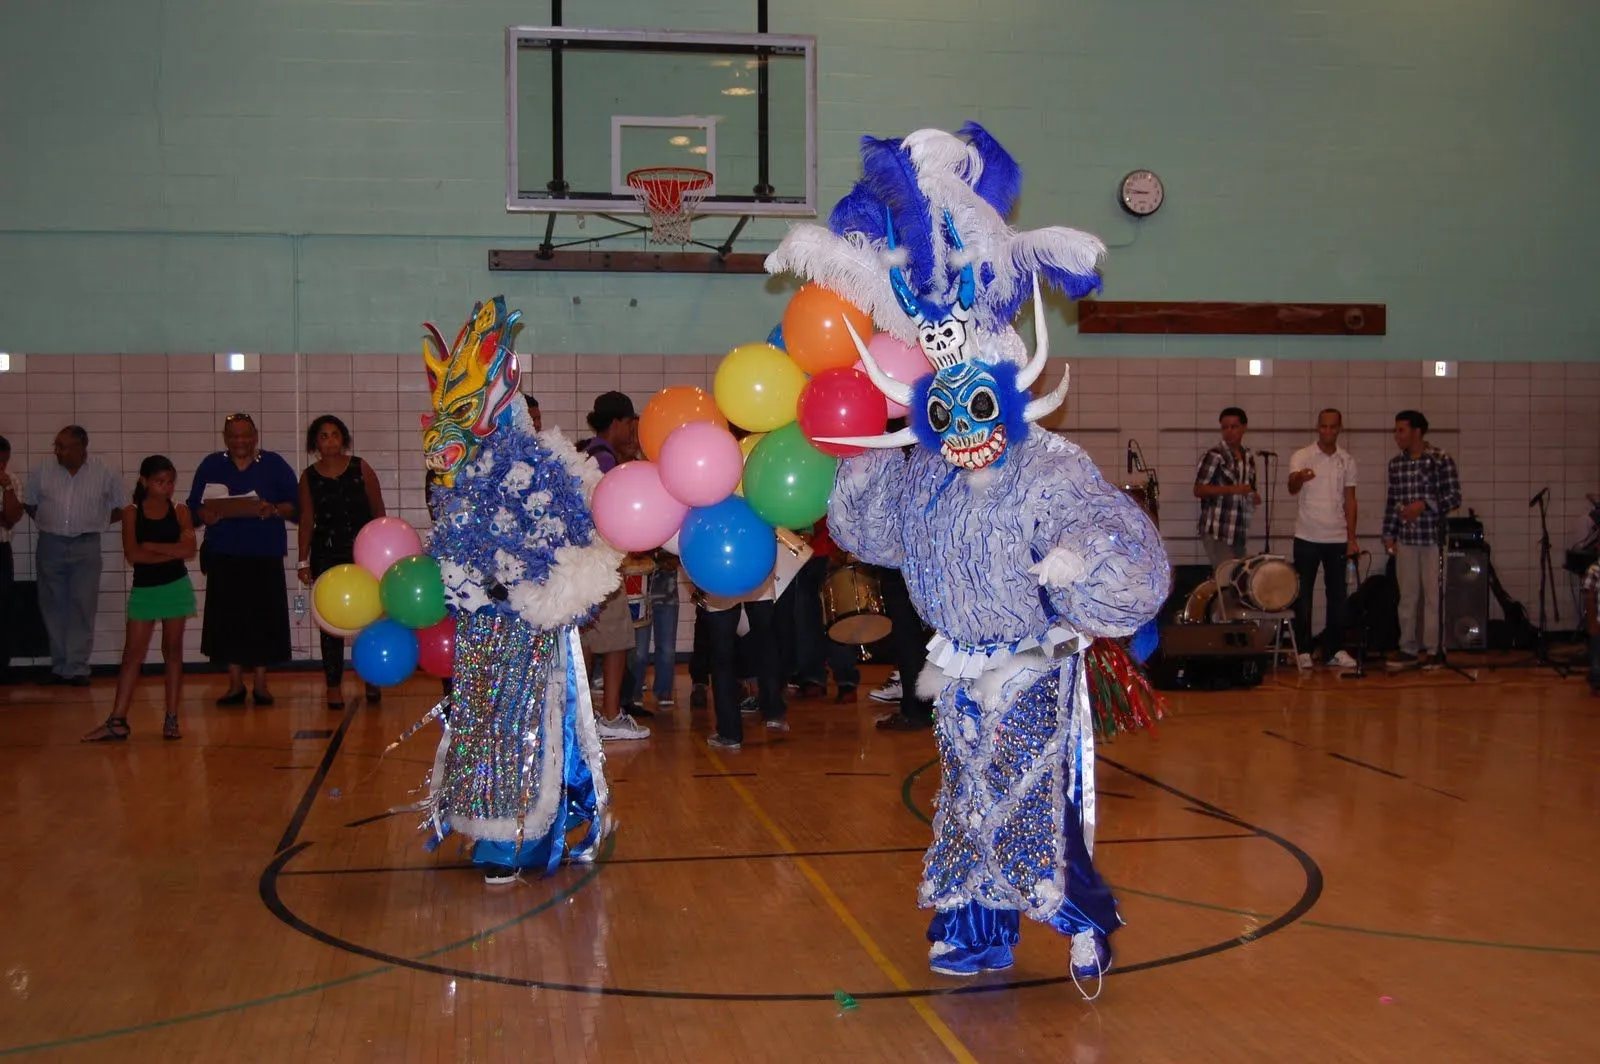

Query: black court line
[293,729,335,740]
[1262,729,1311,748]
[343,809,410,829]
[1325,751,1406,779]
[1415,783,1466,801]
[1098,790,1137,800]
[274,698,360,854]
[275,833,1259,878]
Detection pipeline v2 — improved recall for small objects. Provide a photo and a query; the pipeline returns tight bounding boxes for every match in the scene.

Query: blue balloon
[679,496,778,598]
[353,618,421,687]
[766,323,786,351]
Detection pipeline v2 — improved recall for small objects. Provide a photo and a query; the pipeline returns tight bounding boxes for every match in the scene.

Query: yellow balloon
[714,342,806,432]
[733,432,766,497]
[313,563,384,631]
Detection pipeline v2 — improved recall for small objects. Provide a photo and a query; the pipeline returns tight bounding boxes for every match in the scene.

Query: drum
[1182,579,1219,623]
[1227,554,1299,612]
[622,556,655,629]
[1121,475,1160,528]
[821,564,893,644]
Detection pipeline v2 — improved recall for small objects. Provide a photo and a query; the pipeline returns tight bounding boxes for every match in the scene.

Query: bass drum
[1229,554,1299,612]
[821,564,893,644]
[1182,579,1220,624]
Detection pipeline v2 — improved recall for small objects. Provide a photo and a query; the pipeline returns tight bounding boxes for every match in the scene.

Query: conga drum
[1230,554,1299,612]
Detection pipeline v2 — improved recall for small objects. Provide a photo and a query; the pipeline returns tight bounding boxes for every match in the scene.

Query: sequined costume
[419,297,623,873]
[767,125,1170,982]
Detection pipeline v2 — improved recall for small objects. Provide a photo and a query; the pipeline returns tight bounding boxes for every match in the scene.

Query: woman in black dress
[296,415,386,709]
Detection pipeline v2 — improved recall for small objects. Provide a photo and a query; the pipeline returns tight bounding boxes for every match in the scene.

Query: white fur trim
[507,542,621,630]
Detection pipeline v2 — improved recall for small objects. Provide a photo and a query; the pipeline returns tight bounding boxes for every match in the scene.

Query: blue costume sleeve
[1027,439,1170,638]
[826,450,907,568]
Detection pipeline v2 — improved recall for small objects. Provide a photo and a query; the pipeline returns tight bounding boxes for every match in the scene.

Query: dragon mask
[421,296,523,485]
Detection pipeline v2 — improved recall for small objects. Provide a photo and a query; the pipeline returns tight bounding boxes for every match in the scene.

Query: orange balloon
[782,284,875,376]
[638,386,727,462]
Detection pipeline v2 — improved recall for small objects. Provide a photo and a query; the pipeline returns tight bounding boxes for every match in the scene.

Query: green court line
[899,758,1600,959]
[0,837,612,1058]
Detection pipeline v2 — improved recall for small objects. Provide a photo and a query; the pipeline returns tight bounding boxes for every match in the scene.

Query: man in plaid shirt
[1381,410,1462,667]
[1193,407,1260,567]
[1583,561,1599,694]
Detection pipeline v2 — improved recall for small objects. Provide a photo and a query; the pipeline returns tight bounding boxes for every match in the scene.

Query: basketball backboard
[506,26,817,218]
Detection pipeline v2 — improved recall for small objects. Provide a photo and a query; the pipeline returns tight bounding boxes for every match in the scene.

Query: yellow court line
[705,750,979,1064]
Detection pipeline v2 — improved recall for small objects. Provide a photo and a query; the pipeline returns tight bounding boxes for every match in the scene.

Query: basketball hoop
[626,167,713,245]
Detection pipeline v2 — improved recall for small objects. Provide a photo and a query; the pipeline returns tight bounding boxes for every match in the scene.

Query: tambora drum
[1182,579,1220,623]
[821,564,893,644]
[1226,554,1299,612]
[622,556,656,629]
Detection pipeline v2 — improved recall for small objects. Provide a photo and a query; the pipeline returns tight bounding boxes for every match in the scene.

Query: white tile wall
[2,353,1596,667]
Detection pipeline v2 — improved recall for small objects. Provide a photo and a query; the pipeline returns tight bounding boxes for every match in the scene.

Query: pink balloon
[591,461,690,552]
[858,332,935,418]
[353,517,424,579]
[797,368,890,458]
[658,421,744,507]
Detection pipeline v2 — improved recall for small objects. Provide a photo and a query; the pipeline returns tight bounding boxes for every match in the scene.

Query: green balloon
[741,422,838,529]
[379,554,447,629]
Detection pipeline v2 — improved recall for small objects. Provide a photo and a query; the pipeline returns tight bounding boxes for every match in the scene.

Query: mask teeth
[927,349,963,371]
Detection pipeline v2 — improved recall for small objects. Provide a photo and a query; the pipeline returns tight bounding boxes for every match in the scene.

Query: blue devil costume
[417,298,623,875]
[767,126,1170,986]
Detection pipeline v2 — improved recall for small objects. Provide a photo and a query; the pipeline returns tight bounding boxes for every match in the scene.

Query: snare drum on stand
[821,564,893,644]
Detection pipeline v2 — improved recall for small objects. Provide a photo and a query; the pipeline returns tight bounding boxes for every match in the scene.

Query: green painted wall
[1,0,1595,360]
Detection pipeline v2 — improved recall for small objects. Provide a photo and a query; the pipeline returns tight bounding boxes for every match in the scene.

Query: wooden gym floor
[1,655,1597,1062]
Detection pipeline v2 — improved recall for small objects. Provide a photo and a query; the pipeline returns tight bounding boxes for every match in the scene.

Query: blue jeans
[630,598,680,702]
[37,531,103,678]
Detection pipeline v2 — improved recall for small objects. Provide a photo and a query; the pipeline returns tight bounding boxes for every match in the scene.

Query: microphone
[1528,487,1550,508]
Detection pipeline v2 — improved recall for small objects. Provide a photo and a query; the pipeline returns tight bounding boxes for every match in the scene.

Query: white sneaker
[1295,653,1313,671]
[870,671,903,703]
[1329,650,1359,669]
[596,712,650,741]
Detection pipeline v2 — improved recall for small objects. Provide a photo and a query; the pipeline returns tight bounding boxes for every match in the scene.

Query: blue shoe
[928,941,1015,977]
[1069,931,1112,998]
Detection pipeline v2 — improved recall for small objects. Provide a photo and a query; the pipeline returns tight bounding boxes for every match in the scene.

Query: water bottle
[293,592,308,619]
[1346,557,1358,588]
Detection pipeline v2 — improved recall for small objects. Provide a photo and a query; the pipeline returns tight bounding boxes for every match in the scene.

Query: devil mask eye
[928,398,952,432]
[969,388,998,422]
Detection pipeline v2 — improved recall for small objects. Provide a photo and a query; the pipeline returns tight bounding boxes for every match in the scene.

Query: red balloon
[796,368,889,458]
[416,616,456,678]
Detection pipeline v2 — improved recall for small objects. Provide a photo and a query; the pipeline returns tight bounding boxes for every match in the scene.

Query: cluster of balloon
[589,284,934,600]
[309,517,452,687]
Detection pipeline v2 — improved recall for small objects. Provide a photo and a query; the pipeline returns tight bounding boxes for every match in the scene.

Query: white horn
[1016,274,1050,390]
[1022,362,1070,424]
[843,316,915,408]
[818,427,921,450]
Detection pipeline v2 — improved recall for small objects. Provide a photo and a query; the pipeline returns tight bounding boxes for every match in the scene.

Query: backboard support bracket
[500,212,763,272]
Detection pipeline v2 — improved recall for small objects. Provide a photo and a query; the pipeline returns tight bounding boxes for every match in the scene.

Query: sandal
[82,717,130,743]
[162,713,181,740]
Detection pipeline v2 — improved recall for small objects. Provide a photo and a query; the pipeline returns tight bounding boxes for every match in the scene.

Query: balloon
[741,422,838,530]
[379,554,447,629]
[713,342,806,432]
[638,385,726,462]
[733,431,765,497]
[309,591,362,640]
[859,332,935,418]
[766,323,786,350]
[679,495,779,599]
[416,616,456,678]
[353,517,424,579]
[353,619,420,687]
[782,284,874,376]
[658,421,743,507]
[590,460,689,552]
[797,367,890,458]
[313,563,383,631]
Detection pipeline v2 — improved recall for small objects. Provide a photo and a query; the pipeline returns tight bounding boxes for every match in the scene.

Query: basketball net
[626,167,713,245]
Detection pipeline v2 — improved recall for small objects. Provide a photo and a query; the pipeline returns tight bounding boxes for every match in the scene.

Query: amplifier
[1156,620,1278,657]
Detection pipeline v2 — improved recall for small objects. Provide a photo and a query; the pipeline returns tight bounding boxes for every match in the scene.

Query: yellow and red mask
[420,297,522,485]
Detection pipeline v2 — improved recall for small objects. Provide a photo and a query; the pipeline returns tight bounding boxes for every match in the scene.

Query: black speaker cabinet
[1445,546,1489,651]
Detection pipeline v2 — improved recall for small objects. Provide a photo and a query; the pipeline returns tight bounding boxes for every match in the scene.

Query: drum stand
[1503,491,1571,677]
[1432,524,1477,682]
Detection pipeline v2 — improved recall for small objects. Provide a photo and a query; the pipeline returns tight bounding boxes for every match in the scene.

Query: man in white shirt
[1286,409,1359,669]
[23,425,124,685]
[0,435,24,683]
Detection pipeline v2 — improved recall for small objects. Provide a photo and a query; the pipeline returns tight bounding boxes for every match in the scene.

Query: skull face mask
[913,360,1029,470]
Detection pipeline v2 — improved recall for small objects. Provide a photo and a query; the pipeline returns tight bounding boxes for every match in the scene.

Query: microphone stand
[1433,520,1477,682]
[1256,452,1276,555]
[1527,489,1571,677]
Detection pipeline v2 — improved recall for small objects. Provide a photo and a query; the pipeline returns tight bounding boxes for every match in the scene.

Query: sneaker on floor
[625,702,655,718]
[1295,653,1313,671]
[739,695,760,715]
[1385,650,1419,669]
[1069,930,1113,998]
[655,696,676,708]
[875,713,932,732]
[690,684,707,709]
[869,679,903,703]
[765,718,790,733]
[482,865,518,886]
[1420,653,1443,671]
[706,734,742,750]
[927,940,1014,977]
[1329,650,1359,669]
[834,684,857,703]
[597,712,650,741]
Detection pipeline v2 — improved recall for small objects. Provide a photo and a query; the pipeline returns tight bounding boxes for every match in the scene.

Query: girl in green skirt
[83,456,197,742]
